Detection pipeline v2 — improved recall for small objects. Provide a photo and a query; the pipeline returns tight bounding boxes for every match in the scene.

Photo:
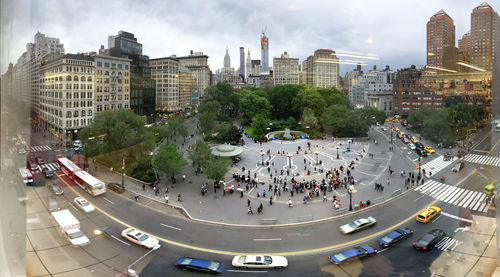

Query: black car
[107,182,125,193]
[415,147,428,157]
[413,229,446,251]
[378,227,413,248]
[414,142,424,150]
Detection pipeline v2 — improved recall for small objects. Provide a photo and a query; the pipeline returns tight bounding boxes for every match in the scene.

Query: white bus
[56,156,106,196]
[495,123,500,132]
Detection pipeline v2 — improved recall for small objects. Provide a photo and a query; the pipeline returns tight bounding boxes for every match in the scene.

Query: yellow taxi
[416,206,441,223]
[424,146,435,154]
[385,117,393,122]
[410,136,419,143]
[393,127,400,133]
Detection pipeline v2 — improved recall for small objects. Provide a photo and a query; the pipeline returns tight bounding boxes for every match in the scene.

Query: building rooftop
[42,53,93,67]
[474,2,492,10]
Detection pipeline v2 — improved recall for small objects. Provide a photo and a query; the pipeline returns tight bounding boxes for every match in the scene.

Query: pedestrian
[263,189,266,198]
[247,199,251,206]
[177,194,182,201]
[182,174,186,182]
[142,184,146,191]
[288,199,293,207]
[248,206,254,215]
[291,190,294,197]
[270,196,273,205]
[165,194,169,204]
[134,193,139,201]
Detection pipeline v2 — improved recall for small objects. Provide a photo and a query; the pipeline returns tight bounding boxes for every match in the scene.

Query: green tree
[322,104,352,136]
[152,143,187,181]
[292,88,327,119]
[239,93,272,122]
[407,105,432,129]
[301,107,319,132]
[80,109,155,157]
[360,107,386,125]
[187,140,211,173]
[217,124,243,144]
[268,84,304,120]
[252,113,269,138]
[204,82,239,118]
[205,156,232,182]
[423,109,450,142]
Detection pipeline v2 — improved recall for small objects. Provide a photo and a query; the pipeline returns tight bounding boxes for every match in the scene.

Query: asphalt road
[20,118,499,276]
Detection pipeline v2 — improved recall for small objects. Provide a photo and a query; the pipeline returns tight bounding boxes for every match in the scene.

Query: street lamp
[127,244,161,276]
[336,146,340,159]
[348,185,354,211]
[121,156,125,188]
[315,151,319,165]
[418,157,422,176]
[347,140,352,152]
[287,153,292,169]
[260,150,264,165]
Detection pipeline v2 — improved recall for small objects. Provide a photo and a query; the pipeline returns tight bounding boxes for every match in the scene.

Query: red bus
[56,156,106,196]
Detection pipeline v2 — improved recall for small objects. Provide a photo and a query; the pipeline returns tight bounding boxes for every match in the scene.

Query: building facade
[261,32,269,72]
[273,51,300,85]
[108,31,155,121]
[91,49,131,114]
[39,54,94,141]
[468,2,499,71]
[426,10,456,71]
[176,51,211,99]
[245,50,252,81]
[179,66,195,108]
[301,49,340,88]
[150,57,180,112]
[28,32,65,118]
[349,66,393,108]
[239,47,245,80]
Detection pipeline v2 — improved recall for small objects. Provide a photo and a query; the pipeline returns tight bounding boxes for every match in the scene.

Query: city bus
[56,156,106,196]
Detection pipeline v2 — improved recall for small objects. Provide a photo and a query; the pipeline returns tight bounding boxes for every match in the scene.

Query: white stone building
[39,54,94,141]
[273,51,300,85]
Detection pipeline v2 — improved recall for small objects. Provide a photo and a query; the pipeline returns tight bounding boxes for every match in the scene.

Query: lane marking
[160,223,182,231]
[441,211,473,223]
[253,238,282,241]
[103,197,114,205]
[227,270,268,273]
[60,174,440,256]
[111,234,131,246]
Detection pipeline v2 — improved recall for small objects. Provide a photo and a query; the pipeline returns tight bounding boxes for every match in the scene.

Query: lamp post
[347,140,352,152]
[418,157,422,176]
[127,244,161,277]
[287,153,292,169]
[336,146,340,159]
[315,151,319,165]
[348,185,354,211]
[121,156,125,188]
[260,150,264,165]
[390,122,394,145]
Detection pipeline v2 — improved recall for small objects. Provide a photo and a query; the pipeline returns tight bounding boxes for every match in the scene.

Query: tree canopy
[151,143,187,179]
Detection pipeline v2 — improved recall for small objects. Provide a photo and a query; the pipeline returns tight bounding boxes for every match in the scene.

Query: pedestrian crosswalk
[463,154,500,167]
[30,163,60,174]
[421,155,457,177]
[30,145,52,153]
[415,180,489,213]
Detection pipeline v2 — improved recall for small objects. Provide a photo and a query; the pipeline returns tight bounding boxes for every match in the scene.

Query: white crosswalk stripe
[30,145,52,153]
[421,155,457,177]
[40,163,59,172]
[416,180,489,213]
[463,154,500,167]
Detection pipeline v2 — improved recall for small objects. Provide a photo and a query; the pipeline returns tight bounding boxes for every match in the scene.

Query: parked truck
[51,209,90,246]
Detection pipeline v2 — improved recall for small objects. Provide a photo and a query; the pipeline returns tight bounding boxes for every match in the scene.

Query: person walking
[269,196,273,205]
[177,194,182,202]
[164,194,169,204]
[248,206,254,215]
[142,184,146,191]
[247,199,251,207]
[288,199,293,207]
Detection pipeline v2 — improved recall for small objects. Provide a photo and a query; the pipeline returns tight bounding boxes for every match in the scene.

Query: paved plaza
[90,117,432,226]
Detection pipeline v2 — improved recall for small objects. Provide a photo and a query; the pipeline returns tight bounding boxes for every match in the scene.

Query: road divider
[253,238,282,241]
[160,223,182,231]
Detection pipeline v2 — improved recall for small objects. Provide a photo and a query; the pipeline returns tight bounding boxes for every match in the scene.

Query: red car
[402,137,410,144]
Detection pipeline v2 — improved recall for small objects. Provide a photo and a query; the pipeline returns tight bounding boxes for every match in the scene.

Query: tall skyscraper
[245,50,252,81]
[426,9,456,71]
[261,31,269,72]
[239,47,245,81]
[468,2,499,71]
[176,51,211,99]
[458,31,472,70]
[223,47,230,68]
[108,31,156,121]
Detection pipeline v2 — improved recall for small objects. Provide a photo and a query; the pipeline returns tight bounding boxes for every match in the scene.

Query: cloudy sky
[1,0,499,74]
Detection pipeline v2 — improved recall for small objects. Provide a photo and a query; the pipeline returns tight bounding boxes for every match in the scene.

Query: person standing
[269,196,273,205]
[177,194,182,202]
[247,199,251,207]
[164,194,169,204]
[142,184,146,191]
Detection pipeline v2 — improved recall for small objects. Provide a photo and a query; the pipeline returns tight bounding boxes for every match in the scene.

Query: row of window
[43,75,93,82]
[96,95,129,101]
[96,103,128,112]
[95,61,130,70]
[66,118,92,128]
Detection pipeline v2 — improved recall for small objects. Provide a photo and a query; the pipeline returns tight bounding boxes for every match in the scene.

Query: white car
[74,197,95,213]
[340,217,377,234]
[408,143,416,150]
[232,255,288,269]
[121,228,160,249]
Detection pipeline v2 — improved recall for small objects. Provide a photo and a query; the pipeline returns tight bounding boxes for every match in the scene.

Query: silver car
[340,217,377,234]
[408,143,416,150]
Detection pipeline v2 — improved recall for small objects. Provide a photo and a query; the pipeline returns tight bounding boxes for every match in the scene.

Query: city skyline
[1,0,499,75]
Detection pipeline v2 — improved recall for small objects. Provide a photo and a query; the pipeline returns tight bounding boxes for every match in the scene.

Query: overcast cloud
[2,0,499,74]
